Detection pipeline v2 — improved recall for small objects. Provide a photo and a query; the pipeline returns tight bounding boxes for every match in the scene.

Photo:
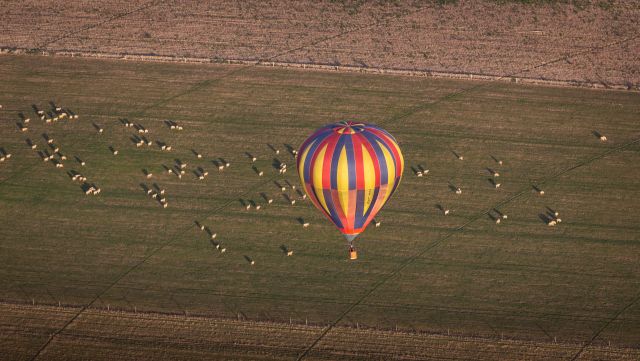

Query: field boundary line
[3,47,637,92]
[295,137,640,360]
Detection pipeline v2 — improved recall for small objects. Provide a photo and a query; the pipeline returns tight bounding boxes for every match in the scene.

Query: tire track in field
[569,292,640,361]
[295,136,640,360]
[26,173,281,361]
[37,0,167,49]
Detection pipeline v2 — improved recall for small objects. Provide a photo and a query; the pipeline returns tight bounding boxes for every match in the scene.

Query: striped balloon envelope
[297,121,404,247]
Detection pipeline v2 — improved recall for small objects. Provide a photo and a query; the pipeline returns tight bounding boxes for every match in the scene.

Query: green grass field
[0,54,639,360]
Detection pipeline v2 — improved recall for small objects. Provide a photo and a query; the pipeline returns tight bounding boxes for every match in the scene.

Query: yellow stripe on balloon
[378,140,396,205]
[336,146,350,223]
[298,139,314,186]
[361,144,375,215]
[313,143,330,215]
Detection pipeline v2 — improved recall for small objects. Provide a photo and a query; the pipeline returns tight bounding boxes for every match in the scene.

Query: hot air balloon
[297,121,404,259]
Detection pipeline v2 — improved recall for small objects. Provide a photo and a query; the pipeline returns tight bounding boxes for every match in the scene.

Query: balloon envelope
[297,121,404,242]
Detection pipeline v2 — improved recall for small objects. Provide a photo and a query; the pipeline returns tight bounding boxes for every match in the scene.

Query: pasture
[0,54,639,360]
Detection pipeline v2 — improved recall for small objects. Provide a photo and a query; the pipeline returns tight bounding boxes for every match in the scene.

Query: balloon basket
[349,248,358,260]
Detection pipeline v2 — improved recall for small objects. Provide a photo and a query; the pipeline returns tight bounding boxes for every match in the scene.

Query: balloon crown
[331,121,366,134]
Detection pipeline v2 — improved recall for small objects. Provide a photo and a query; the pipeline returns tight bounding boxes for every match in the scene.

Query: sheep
[444,209,450,215]
[250,260,255,265]
[268,198,273,204]
[24,118,30,124]
[495,218,501,224]
[416,171,423,177]
[287,250,294,256]
[290,199,296,205]
[196,153,202,159]
[0,156,4,162]
[218,165,225,171]
[374,219,381,227]
[255,205,262,210]
[547,220,557,226]
[147,173,153,179]
[493,171,500,177]
[180,163,187,169]
[600,135,607,142]
[26,139,37,149]
[495,183,501,189]
[160,189,165,195]
[455,188,462,195]
[111,148,118,155]
[220,248,226,253]
[245,204,251,210]
[211,233,217,240]
[19,123,28,132]
[163,203,168,208]
[252,156,257,162]
[303,222,310,228]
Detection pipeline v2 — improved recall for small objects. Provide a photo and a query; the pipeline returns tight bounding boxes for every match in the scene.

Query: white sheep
[600,135,607,142]
[303,222,310,228]
[374,220,381,227]
[287,250,294,256]
[455,188,462,195]
[444,209,450,215]
[495,183,501,189]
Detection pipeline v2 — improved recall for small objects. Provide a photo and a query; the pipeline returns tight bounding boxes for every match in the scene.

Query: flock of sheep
[2,100,611,263]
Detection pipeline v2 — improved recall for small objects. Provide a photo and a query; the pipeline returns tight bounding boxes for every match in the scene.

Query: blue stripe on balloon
[354,189,365,228]
[302,129,332,183]
[323,189,343,229]
[344,135,356,190]
[329,136,346,189]
[361,132,388,185]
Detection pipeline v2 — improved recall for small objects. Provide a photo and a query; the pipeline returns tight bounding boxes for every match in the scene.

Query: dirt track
[1,0,639,88]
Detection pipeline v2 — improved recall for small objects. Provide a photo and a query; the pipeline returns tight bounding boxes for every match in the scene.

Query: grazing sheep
[0,156,4,162]
[112,149,118,155]
[196,153,202,159]
[455,188,462,195]
[495,183,501,189]
[556,218,562,223]
[211,233,217,240]
[268,198,273,204]
[24,118,30,124]
[493,171,500,177]
[374,219,381,227]
[160,189,165,195]
[163,203,168,208]
[539,190,544,195]
[290,199,296,205]
[416,171,423,177]
[220,248,226,253]
[444,209,450,215]
[303,222,310,228]
[600,135,607,142]
[180,163,187,169]
[287,250,294,256]
[19,124,28,132]
[250,260,255,265]
[548,220,557,226]
[255,205,262,210]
